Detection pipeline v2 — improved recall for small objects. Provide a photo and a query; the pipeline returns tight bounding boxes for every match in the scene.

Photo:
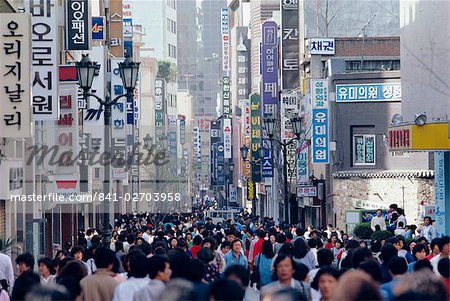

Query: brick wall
[333,37,400,57]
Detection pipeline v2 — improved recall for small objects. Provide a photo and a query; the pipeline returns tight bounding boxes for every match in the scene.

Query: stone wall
[333,177,435,230]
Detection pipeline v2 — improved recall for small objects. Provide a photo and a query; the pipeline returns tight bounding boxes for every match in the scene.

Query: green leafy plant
[157,60,177,83]
[0,237,17,254]
[371,230,393,242]
[353,223,374,239]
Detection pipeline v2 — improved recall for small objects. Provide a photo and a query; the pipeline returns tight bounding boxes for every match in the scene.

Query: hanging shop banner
[168,115,178,175]
[434,151,446,236]
[222,76,231,115]
[216,143,225,186]
[261,20,279,114]
[66,0,90,50]
[154,78,166,140]
[0,14,32,138]
[312,80,330,164]
[122,0,133,56]
[24,0,59,121]
[280,0,300,91]
[55,83,79,175]
[221,8,230,71]
[223,118,232,159]
[193,127,202,170]
[109,0,124,57]
[262,139,273,178]
[297,142,309,184]
[210,121,220,186]
[229,184,238,204]
[111,58,126,139]
[242,98,251,137]
[247,179,255,200]
[92,16,105,41]
[281,93,299,140]
[250,93,262,182]
[236,36,250,115]
[179,117,186,145]
[308,38,335,55]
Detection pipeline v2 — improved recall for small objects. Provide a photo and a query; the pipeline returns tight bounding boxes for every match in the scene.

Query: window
[168,44,177,58]
[167,19,176,34]
[345,60,400,71]
[167,0,176,9]
[353,134,376,166]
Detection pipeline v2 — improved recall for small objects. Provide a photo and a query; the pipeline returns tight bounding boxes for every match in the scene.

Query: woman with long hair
[311,267,341,301]
[254,240,276,287]
[293,238,317,271]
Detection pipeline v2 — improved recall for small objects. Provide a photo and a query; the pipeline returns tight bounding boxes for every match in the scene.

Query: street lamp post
[76,54,140,248]
[264,114,303,225]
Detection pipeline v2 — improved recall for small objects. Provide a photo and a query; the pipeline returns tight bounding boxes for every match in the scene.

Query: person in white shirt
[113,250,150,301]
[0,252,14,293]
[38,258,56,286]
[371,209,386,231]
[430,236,449,275]
[394,222,407,236]
[420,216,438,242]
[396,208,407,228]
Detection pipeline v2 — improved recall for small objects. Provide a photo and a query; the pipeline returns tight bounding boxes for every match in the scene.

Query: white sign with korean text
[111,58,126,139]
[223,118,232,159]
[281,93,298,140]
[24,0,59,121]
[221,8,230,71]
[0,14,32,138]
[309,38,335,55]
[297,186,317,197]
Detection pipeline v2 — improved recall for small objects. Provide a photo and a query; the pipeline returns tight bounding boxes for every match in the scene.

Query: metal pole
[102,100,112,248]
[283,142,289,224]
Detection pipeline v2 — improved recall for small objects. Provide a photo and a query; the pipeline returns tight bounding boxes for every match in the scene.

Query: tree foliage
[157,60,177,83]
[353,223,374,239]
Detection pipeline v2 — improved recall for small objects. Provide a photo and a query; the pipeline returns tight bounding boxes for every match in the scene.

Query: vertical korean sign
[222,76,231,115]
[111,58,126,139]
[280,0,299,91]
[434,151,446,237]
[109,0,124,57]
[122,0,133,57]
[297,142,309,184]
[168,115,178,175]
[261,20,279,114]
[25,0,59,121]
[312,80,329,164]
[66,0,90,50]
[0,14,32,138]
[210,121,220,187]
[250,94,262,182]
[242,99,251,179]
[154,79,165,140]
[223,118,232,159]
[221,8,230,71]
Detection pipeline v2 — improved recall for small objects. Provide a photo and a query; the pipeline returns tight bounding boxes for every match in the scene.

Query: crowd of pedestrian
[0,203,448,301]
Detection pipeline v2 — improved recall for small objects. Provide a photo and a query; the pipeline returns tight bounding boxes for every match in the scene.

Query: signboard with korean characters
[66,0,91,50]
[250,94,262,182]
[261,20,279,114]
[312,80,330,164]
[222,76,231,115]
[308,38,335,55]
[109,0,124,57]
[154,79,165,139]
[281,93,299,140]
[0,14,32,138]
[297,186,317,197]
[297,142,309,184]
[221,8,230,71]
[179,117,186,145]
[280,0,300,91]
[24,0,59,121]
[55,83,80,174]
[111,58,126,139]
[223,118,232,159]
[336,83,401,102]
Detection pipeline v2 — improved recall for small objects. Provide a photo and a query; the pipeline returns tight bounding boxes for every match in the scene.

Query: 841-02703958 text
[96,192,182,202]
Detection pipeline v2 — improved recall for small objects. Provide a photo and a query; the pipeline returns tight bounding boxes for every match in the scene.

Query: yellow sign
[388,122,450,151]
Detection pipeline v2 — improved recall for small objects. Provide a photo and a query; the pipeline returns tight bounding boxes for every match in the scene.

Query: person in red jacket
[190,235,203,258]
[324,234,338,250]
[251,229,267,265]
